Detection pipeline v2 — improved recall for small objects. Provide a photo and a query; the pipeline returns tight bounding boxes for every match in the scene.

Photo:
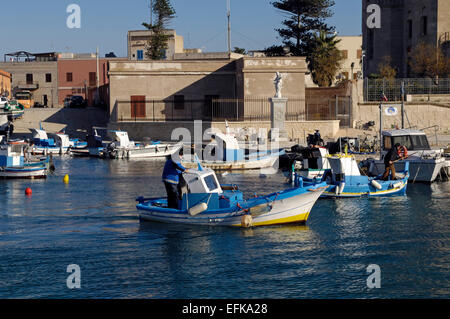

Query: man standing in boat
[162,148,189,209]
[382,143,406,180]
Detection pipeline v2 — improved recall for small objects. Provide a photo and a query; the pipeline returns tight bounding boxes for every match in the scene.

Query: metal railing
[113,97,307,122]
[364,78,450,102]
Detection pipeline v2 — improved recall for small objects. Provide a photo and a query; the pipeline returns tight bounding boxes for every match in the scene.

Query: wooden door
[131,96,146,118]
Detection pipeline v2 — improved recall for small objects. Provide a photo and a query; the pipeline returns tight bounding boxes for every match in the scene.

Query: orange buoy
[25,187,32,196]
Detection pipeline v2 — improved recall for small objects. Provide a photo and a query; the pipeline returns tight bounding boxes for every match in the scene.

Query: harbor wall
[12,108,109,139]
[107,120,340,143]
[353,102,450,134]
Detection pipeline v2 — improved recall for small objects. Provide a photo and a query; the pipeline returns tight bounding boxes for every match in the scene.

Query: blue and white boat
[30,129,71,155]
[103,130,182,159]
[182,131,285,170]
[300,154,409,197]
[0,143,49,179]
[137,163,327,227]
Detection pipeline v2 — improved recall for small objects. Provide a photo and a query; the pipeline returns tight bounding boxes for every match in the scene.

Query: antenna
[227,0,231,58]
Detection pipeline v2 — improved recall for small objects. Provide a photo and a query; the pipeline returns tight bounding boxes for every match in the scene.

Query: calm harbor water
[0,156,448,299]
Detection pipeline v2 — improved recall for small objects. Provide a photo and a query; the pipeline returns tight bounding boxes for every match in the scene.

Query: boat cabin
[177,168,242,211]
[326,155,367,185]
[210,132,244,162]
[0,144,24,167]
[30,129,55,147]
[382,130,430,152]
[111,131,133,148]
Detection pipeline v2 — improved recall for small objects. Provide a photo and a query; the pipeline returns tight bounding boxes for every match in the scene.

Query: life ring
[397,145,408,158]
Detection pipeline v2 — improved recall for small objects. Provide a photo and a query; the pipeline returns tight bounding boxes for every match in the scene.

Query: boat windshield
[204,174,219,192]
[389,135,430,151]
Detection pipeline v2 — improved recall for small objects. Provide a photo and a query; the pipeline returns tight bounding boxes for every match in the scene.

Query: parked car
[68,96,87,108]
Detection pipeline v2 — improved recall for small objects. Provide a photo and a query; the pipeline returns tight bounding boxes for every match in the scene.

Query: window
[46,73,52,83]
[130,95,146,118]
[410,135,430,150]
[408,20,413,39]
[342,72,349,79]
[26,74,33,84]
[204,174,218,191]
[421,16,428,36]
[66,72,73,82]
[174,95,184,110]
[341,50,348,59]
[203,95,219,120]
[357,49,362,59]
[137,50,144,60]
[89,72,96,86]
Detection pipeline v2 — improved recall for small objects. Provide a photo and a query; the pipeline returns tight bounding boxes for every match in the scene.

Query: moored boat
[136,164,327,227]
[0,143,49,179]
[103,130,182,159]
[367,129,445,183]
[182,131,285,171]
[301,154,409,198]
[30,128,71,155]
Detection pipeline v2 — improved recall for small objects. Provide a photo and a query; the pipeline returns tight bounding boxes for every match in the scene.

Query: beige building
[0,69,12,98]
[362,0,450,77]
[127,29,185,61]
[336,36,363,82]
[109,56,307,123]
[0,52,59,107]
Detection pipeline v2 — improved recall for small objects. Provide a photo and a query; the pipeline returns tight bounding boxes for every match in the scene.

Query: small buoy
[63,174,69,183]
[241,214,253,228]
[25,187,32,196]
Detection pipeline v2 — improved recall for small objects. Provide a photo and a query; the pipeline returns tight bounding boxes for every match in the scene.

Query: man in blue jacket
[162,148,189,209]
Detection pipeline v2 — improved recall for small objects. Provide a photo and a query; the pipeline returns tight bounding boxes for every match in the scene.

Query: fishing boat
[136,163,327,227]
[30,129,71,155]
[295,146,331,179]
[182,131,285,170]
[103,130,182,159]
[301,154,409,197]
[0,143,49,179]
[366,129,446,183]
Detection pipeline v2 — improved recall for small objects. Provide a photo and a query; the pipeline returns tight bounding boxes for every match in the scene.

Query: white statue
[274,72,283,98]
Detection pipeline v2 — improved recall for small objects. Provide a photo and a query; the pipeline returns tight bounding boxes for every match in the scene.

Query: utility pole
[227,0,231,58]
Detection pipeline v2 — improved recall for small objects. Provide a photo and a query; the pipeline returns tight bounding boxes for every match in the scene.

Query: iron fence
[113,97,307,122]
[364,78,450,102]
[305,96,352,127]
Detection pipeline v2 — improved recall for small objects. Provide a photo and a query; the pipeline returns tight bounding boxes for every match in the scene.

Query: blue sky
[0,0,362,58]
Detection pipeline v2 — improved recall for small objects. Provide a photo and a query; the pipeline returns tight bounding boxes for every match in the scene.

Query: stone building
[0,52,58,107]
[105,57,338,141]
[335,36,363,82]
[127,29,185,61]
[362,0,450,77]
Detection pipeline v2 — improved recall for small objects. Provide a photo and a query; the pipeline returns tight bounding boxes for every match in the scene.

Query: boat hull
[0,166,48,179]
[108,144,181,159]
[137,185,326,227]
[321,179,408,198]
[182,152,282,171]
[369,159,445,183]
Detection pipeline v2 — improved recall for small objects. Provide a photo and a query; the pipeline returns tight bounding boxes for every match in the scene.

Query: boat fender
[392,182,402,189]
[188,202,208,216]
[337,182,345,194]
[371,180,383,190]
[241,214,253,228]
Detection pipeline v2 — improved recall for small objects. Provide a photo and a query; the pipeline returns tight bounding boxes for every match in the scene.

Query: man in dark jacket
[382,143,404,180]
[162,148,189,209]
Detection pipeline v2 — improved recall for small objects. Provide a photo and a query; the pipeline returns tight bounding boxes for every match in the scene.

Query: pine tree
[268,0,335,56]
[142,0,176,60]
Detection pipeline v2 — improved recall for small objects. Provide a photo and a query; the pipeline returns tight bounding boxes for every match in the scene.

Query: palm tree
[307,30,343,86]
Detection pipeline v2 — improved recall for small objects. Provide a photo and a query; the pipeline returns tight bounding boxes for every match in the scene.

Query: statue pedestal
[269,97,289,142]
